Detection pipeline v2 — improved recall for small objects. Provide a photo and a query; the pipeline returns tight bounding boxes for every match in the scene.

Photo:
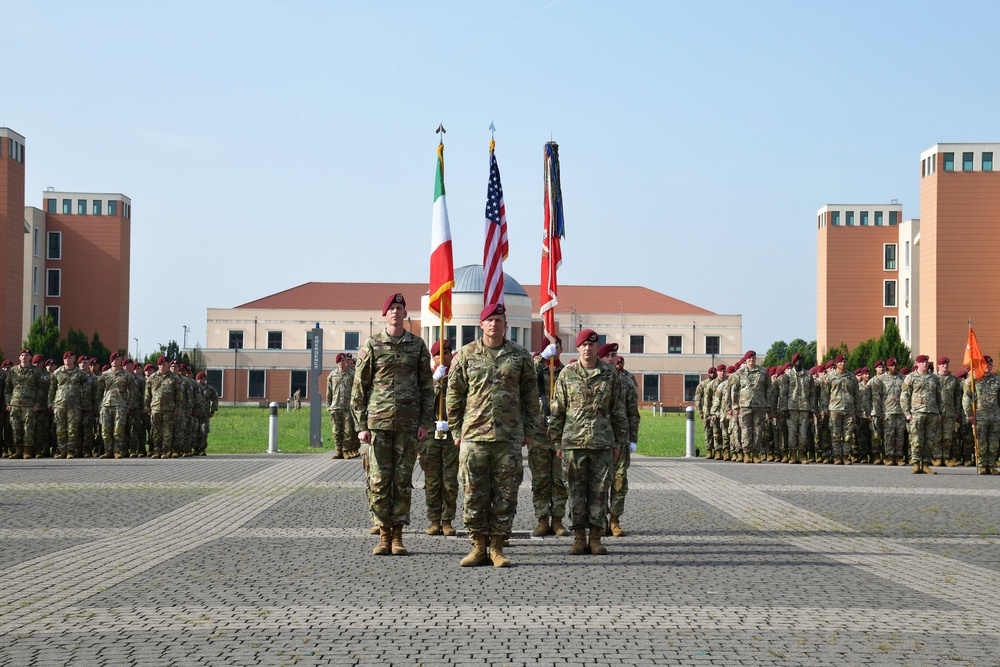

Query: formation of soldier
[2,350,218,460]
[695,350,998,475]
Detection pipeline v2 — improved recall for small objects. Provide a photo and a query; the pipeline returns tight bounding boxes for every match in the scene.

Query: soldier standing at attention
[731,350,770,464]
[855,367,873,463]
[711,365,731,460]
[4,350,45,459]
[779,353,814,464]
[0,360,10,457]
[447,303,538,567]
[696,366,718,459]
[599,342,638,537]
[145,356,182,459]
[352,293,434,557]
[327,353,354,459]
[530,337,568,537]
[293,389,302,410]
[97,352,134,459]
[36,356,55,457]
[901,354,942,474]
[49,350,86,459]
[420,340,459,537]
[875,358,907,466]
[195,372,218,455]
[963,355,1000,475]
[822,354,860,465]
[935,357,961,467]
[549,329,627,556]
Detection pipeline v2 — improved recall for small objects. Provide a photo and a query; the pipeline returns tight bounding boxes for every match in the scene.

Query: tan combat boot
[713,450,722,460]
[609,516,626,537]
[780,454,789,463]
[550,516,567,536]
[373,527,391,556]
[460,534,488,567]
[441,520,456,537]
[911,462,923,474]
[567,529,587,555]
[426,521,442,536]
[489,535,511,568]
[923,462,937,474]
[390,525,408,556]
[588,525,608,555]
[369,523,380,535]
[532,516,551,537]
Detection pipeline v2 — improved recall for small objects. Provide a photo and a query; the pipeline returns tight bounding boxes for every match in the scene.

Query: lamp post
[182,325,189,350]
[133,337,139,360]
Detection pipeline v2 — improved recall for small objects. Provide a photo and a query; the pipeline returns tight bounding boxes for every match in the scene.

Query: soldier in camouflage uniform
[168,361,190,457]
[934,357,961,467]
[97,352,134,459]
[901,354,941,474]
[126,361,146,456]
[779,353,814,464]
[447,303,537,568]
[145,356,183,459]
[954,369,974,466]
[196,371,218,455]
[821,354,860,465]
[600,343,638,537]
[4,350,45,459]
[731,351,770,464]
[872,358,906,465]
[79,358,99,457]
[530,337,568,537]
[352,293,434,557]
[963,355,1000,475]
[695,367,718,458]
[854,367,873,463]
[327,353,356,459]
[49,350,87,459]
[419,340,459,537]
[711,365,731,460]
[549,329,627,557]
[33,357,54,457]
[0,360,10,457]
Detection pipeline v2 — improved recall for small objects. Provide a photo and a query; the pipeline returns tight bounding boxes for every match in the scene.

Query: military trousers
[907,413,939,463]
[173,413,188,455]
[459,440,520,536]
[8,406,37,452]
[829,411,856,458]
[712,416,729,452]
[81,412,97,456]
[882,414,906,457]
[936,415,958,461]
[855,418,872,460]
[101,406,128,455]
[330,410,356,455]
[0,412,11,455]
[562,448,613,532]
[527,444,567,519]
[815,413,831,459]
[34,411,52,456]
[870,415,883,456]
[786,411,811,454]
[702,415,716,452]
[130,411,147,455]
[738,408,767,456]
[367,429,418,528]
[53,405,82,455]
[609,446,630,517]
[974,419,1000,468]
[419,436,459,522]
[150,411,175,455]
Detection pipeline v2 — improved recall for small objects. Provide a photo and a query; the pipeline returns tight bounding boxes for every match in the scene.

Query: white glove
[540,344,558,359]
[629,442,637,453]
[433,365,447,381]
[435,420,449,433]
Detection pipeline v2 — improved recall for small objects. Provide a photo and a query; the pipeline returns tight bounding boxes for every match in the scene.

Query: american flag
[483,144,509,306]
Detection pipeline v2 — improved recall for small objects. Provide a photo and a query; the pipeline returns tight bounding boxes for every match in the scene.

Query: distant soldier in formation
[0,360,11,457]
[49,350,87,459]
[779,353,815,464]
[731,350,771,463]
[901,354,941,474]
[695,366,718,458]
[420,340,459,537]
[873,358,907,466]
[935,357,961,468]
[711,365,731,459]
[599,342,638,537]
[327,353,356,459]
[97,352,134,459]
[146,355,182,459]
[4,350,44,459]
[822,354,860,465]
[963,355,1000,475]
[196,371,218,455]
[530,337,568,537]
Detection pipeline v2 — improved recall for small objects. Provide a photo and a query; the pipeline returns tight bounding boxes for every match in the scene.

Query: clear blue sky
[5,1,999,357]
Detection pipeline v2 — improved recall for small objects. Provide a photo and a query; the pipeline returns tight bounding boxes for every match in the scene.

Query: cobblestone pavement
[1,454,999,666]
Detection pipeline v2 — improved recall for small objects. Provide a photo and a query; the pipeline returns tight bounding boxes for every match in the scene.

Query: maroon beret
[382,292,405,315]
[597,342,618,358]
[887,357,898,366]
[900,367,910,374]
[716,364,726,371]
[45,358,56,366]
[575,329,599,347]
[125,358,133,366]
[791,352,802,363]
[708,366,717,374]
[196,371,206,380]
[955,369,968,379]
[726,365,736,374]
[1,360,12,368]
[430,340,451,357]
[157,356,169,365]
[32,354,44,363]
[19,348,31,356]
[63,350,75,360]
[938,357,950,365]
[335,352,347,363]
[915,354,929,364]
[110,352,120,362]
[746,350,757,358]
[144,363,155,372]
[874,359,885,367]
[986,355,994,365]
[834,354,846,364]
[480,302,505,321]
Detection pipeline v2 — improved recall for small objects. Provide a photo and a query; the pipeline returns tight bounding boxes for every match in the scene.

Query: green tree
[61,328,90,358]
[787,339,817,369]
[23,314,60,361]
[822,342,849,364]
[763,340,788,368]
[89,332,114,364]
[145,340,191,368]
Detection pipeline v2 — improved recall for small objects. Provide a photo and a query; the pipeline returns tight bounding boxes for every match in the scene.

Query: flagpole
[969,319,981,469]
[438,309,446,424]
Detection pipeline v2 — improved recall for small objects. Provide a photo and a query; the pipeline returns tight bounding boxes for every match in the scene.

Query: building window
[943,152,954,171]
[874,211,883,226]
[884,316,896,329]
[684,375,700,402]
[905,315,910,341]
[831,211,840,226]
[462,325,477,347]
[904,277,909,302]
[92,200,102,215]
[889,211,898,226]
[62,199,71,214]
[845,211,854,226]
[77,199,86,215]
[705,335,721,355]
[884,280,897,307]
[668,335,682,354]
[510,327,518,343]
[344,331,360,350]
[248,370,266,399]
[46,199,55,213]
[46,269,61,297]
[963,152,974,171]
[884,244,896,270]
[630,335,645,354]
[305,330,314,350]
[984,152,994,171]
[931,154,936,173]
[47,231,62,260]
[108,200,117,216]
[290,370,308,399]
[597,334,608,347]
[207,369,223,397]
[33,228,39,256]
[32,266,38,295]
[860,211,869,226]
[228,331,244,349]
[267,331,283,349]
[904,241,910,268]
[31,304,38,322]
[46,305,60,329]
[642,374,659,402]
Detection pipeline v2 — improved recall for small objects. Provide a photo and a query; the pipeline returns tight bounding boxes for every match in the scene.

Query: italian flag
[429,143,454,322]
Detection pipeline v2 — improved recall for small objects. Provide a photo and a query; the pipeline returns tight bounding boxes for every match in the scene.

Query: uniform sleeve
[351,340,375,430]
[778,376,788,411]
[625,377,640,442]
[445,350,468,435]
[520,354,540,442]
[548,372,568,445]
[610,370,628,448]
[48,372,57,409]
[900,377,912,415]
[417,341,434,431]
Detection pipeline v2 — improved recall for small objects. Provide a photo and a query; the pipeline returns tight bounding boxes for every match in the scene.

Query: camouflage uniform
[530,357,567,521]
[767,374,782,460]
[695,375,717,454]
[130,371,147,456]
[47,364,85,457]
[901,370,941,465]
[813,372,831,461]
[936,372,961,463]
[35,366,53,457]
[0,366,8,457]
[855,376,873,462]
[79,367,99,457]
[97,368,134,457]
[5,363,45,458]
[198,382,218,454]
[327,367,356,457]
[351,330,434,528]
[610,369,639,518]
[548,360,627,533]
[822,369,860,460]
[873,372,906,460]
[732,365,771,460]
[711,375,731,457]
[145,369,183,458]
[420,371,459,524]
[173,374,194,456]
[963,373,1000,471]
[779,366,815,462]
[447,338,538,536]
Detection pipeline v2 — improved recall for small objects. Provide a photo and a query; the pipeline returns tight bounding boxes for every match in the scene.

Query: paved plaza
[1,453,999,666]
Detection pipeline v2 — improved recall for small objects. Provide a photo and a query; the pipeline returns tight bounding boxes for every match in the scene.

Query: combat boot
[834,456,844,465]
[780,454,789,463]
[588,526,608,555]
[568,529,588,555]
[713,450,722,460]
[923,463,937,475]
[441,520,456,537]
[373,527,391,556]
[22,447,33,459]
[369,524,380,535]
[390,524,408,555]
[333,450,344,459]
[460,534,488,567]
[426,520,442,536]
[532,516,551,537]
[609,516,626,537]
[551,516,567,536]
[489,535,511,568]
[911,462,923,474]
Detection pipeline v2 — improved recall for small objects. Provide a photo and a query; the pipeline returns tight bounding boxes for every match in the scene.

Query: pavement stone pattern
[1,454,999,666]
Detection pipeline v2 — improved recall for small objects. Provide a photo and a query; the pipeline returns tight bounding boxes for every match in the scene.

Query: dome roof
[452,264,528,296]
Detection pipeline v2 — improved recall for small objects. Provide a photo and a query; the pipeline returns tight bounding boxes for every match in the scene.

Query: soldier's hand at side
[613,448,620,463]
[416,426,428,441]
[358,430,371,444]
[556,448,562,459]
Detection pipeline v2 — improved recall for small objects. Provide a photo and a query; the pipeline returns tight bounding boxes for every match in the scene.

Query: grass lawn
[207,406,705,457]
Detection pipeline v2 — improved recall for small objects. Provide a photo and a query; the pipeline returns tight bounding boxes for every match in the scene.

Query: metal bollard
[268,401,280,454]
[685,405,696,458]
